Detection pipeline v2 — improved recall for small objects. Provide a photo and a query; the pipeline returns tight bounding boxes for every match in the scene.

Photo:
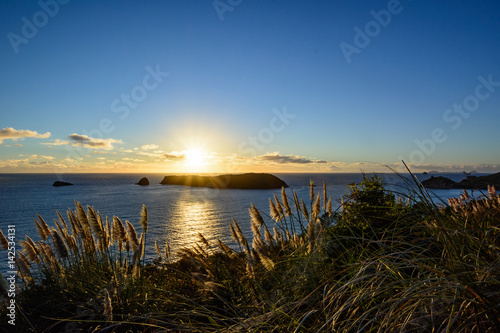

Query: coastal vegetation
[1,172,499,332]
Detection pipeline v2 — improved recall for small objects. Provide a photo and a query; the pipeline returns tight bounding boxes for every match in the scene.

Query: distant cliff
[160,173,288,189]
[422,172,500,189]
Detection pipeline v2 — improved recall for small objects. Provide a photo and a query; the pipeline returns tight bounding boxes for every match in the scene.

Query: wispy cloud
[42,134,123,150]
[255,152,328,164]
[29,154,55,160]
[141,144,159,150]
[162,151,187,160]
[68,134,122,150]
[0,127,50,144]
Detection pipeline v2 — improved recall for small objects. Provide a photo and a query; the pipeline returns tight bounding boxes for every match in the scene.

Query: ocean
[0,172,477,272]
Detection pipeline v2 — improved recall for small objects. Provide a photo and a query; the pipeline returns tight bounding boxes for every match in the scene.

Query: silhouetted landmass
[136,177,149,186]
[421,176,457,189]
[160,173,288,189]
[53,181,73,187]
[422,172,500,189]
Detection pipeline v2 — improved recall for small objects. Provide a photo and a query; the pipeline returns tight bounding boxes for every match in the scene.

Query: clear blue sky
[1,0,499,173]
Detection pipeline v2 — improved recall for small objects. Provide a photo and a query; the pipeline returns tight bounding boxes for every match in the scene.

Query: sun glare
[184,149,205,167]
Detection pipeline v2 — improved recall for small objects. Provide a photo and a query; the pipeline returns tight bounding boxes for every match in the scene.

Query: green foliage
[340,174,402,229]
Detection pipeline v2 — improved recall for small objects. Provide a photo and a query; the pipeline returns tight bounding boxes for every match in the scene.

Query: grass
[0,171,499,332]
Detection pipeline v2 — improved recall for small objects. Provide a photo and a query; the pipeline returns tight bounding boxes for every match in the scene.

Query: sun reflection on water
[167,195,224,251]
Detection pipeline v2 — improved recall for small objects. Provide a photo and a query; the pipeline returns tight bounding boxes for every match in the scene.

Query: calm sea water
[0,172,477,272]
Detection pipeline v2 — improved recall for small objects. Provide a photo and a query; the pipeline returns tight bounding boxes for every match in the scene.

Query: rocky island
[52,181,73,187]
[160,173,288,189]
[422,172,500,189]
[136,177,149,186]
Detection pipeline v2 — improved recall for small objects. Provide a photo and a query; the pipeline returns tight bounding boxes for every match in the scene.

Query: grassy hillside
[1,173,499,332]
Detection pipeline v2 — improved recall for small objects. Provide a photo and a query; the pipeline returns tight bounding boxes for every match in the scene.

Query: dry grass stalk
[16,251,32,277]
[67,209,81,237]
[274,194,284,217]
[34,219,48,241]
[0,229,8,250]
[75,201,90,232]
[310,179,315,202]
[269,199,280,221]
[56,210,68,231]
[155,240,162,258]
[114,216,128,243]
[250,203,265,227]
[139,204,148,234]
[301,199,310,220]
[488,185,497,199]
[126,221,139,251]
[198,233,210,249]
[230,220,239,244]
[251,220,262,240]
[217,239,234,257]
[20,239,38,263]
[312,193,321,219]
[327,197,333,216]
[37,214,51,240]
[51,230,68,259]
[102,288,113,321]
[323,181,327,210]
[164,240,171,262]
[281,187,291,216]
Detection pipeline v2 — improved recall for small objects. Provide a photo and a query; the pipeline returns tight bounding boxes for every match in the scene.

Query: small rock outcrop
[136,177,149,186]
[160,173,288,189]
[52,181,73,187]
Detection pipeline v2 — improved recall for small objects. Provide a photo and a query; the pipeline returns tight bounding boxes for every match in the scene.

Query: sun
[184,149,206,167]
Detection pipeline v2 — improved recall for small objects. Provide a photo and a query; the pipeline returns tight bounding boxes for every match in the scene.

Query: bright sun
[184,149,205,166]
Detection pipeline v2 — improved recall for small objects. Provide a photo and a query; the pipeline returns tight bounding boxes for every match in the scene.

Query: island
[52,181,73,187]
[160,173,288,189]
[421,172,500,190]
[136,177,149,186]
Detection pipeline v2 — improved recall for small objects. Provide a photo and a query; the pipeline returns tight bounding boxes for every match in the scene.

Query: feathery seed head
[249,203,265,227]
[139,204,148,234]
[51,230,68,258]
[126,221,138,251]
[0,229,8,250]
[269,198,280,221]
[281,187,291,216]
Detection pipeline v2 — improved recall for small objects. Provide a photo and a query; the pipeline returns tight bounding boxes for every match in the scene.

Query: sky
[1,0,500,174]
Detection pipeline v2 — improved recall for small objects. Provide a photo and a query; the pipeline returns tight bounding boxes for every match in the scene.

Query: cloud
[13,144,23,147]
[162,152,186,160]
[0,127,50,144]
[141,144,159,150]
[29,154,55,160]
[67,134,122,150]
[255,152,328,164]
[42,134,122,150]
[41,139,68,146]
